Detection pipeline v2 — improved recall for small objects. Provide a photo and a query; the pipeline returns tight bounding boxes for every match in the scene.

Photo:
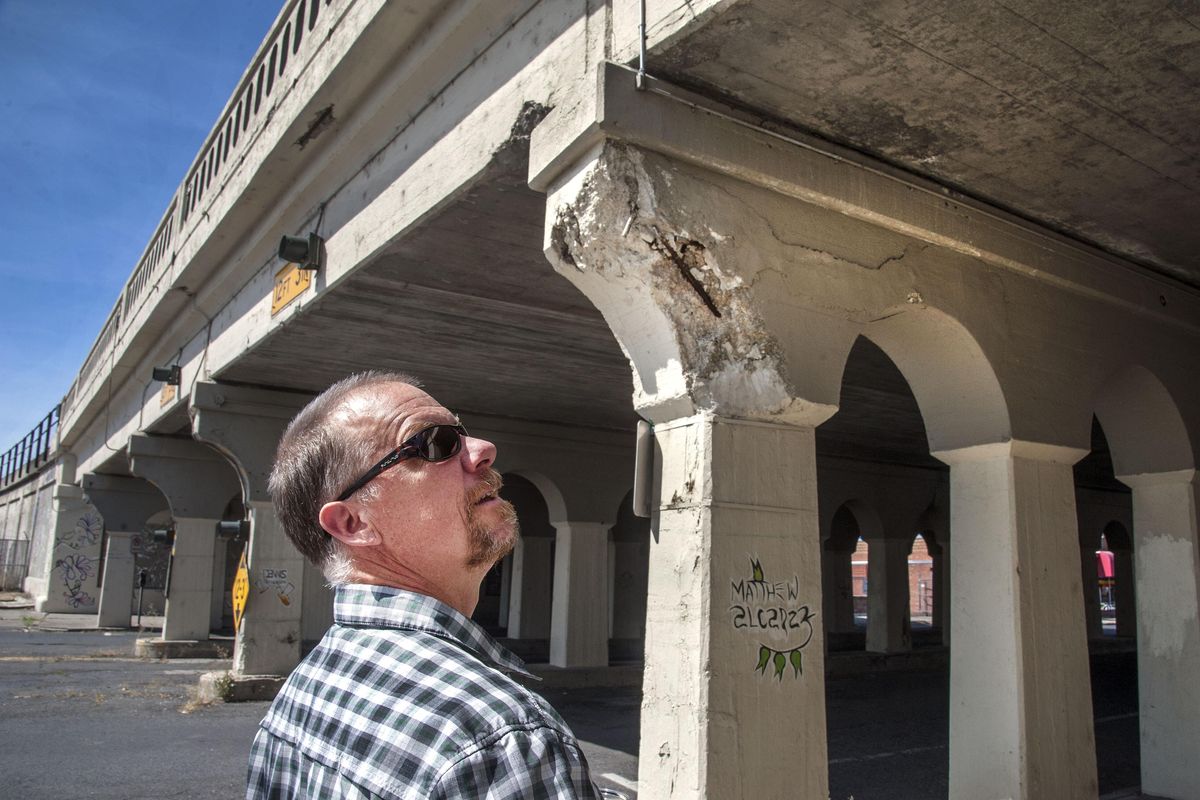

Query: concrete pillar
[935,441,1097,800]
[507,536,552,639]
[1117,469,1200,800]
[1079,529,1103,639]
[1112,546,1136,638]
[549,521,609,667]
[97,532,136,628]
[82,474,167,629]
[210,536,228,631]
[163,518,218,639]
[865,536,912,653]
[639,415,828,800]
[37,484,102,613]
[822,543,857,635]
[232,499,306,673]
[612,538,649,641]
[128,435,240,642]
[929,540,948,642]
[190,382,310,676]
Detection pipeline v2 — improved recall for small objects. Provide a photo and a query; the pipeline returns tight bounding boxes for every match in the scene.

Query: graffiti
[50,511,102,609]
[62,512,102,550]
[55,553,97,608]
[255,567,295,606]
[130,533,171,591]
[729,557,816,680]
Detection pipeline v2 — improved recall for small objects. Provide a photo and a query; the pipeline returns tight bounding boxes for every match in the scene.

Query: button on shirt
[246,584,600,799]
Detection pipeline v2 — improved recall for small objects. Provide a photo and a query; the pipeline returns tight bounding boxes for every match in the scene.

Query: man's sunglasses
[336,423,467,501]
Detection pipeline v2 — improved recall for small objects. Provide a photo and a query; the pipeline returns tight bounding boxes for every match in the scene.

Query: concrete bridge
[2,1,1198,798]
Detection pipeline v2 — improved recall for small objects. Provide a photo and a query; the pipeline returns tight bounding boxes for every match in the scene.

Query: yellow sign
[271,263,312,316]
[159,382,177,407]
[232,548,250,633]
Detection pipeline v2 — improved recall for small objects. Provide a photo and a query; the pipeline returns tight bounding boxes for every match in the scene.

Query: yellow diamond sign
[232,548,250,633]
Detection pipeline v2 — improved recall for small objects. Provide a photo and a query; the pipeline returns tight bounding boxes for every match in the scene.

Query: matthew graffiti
[730,557,816,680]
[55,553,97,608]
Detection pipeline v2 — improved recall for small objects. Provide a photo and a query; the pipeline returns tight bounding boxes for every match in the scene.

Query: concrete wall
[0,466,56,591]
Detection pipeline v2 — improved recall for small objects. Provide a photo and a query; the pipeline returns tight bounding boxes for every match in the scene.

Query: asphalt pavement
[0,610,1145,800]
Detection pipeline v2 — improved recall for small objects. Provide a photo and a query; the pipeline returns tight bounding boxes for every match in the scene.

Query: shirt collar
[333,583,536,679]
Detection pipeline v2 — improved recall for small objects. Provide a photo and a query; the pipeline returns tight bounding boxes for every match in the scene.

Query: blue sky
[0,0,283,449]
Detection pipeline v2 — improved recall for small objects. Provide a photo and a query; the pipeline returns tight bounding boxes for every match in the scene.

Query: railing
[0,405,60,490]
[59,0,339,425]
[180,0,332,222]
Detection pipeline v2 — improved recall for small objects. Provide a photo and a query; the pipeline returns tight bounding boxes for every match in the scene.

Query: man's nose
[461,435,497,472]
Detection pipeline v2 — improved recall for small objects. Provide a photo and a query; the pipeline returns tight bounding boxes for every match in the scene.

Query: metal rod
[636,0,647,90]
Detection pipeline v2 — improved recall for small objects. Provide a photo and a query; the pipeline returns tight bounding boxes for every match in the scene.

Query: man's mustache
[465,469,504,506]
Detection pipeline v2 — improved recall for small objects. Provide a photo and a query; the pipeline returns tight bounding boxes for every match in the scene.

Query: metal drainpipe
[636,0,647,90]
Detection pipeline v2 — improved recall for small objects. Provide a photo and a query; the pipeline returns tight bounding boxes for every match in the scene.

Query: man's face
[340,382,518,579]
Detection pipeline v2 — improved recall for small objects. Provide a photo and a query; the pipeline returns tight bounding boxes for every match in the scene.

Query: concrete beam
[82,474,166,533]
[127,435,241,520]
[190,382,309,502]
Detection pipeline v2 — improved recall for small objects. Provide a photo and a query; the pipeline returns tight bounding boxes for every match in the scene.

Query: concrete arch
[1093,363,1195,476]
[821,493,885,549]
[503,469,568,525]
[834,498,885,543]
[862,305,1011,453]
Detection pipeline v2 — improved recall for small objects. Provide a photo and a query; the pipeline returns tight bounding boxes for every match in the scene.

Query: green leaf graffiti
[773,651,786,679]
[756,645,771,674]
[735,555,814,681]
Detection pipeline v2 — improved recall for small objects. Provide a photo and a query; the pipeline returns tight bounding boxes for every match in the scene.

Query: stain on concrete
[1138,534,1199,658]
[295,105,335,150]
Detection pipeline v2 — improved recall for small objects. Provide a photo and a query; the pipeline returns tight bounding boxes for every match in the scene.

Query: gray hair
[268,370,420,583]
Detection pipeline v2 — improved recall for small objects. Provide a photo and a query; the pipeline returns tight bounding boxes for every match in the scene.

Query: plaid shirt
[246,584,600,799]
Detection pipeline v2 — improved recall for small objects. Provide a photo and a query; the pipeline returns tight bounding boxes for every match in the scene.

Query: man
[246,371,600,799]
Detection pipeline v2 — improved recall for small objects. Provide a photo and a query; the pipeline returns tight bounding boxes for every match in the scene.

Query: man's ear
[319,501,381,547]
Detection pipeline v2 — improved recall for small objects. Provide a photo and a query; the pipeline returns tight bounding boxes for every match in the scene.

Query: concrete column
[162,518,218,640]
[210,536,228,631]
[1112,547,1136,638]
[97,532,136,627]
[549,521,609,667]
[190,382,310,676]
[1079,525,1103,639]
[507,536,552,639]
[865,537,912,653]
[82,474,167,629]
[822,543,857,635]
[36,485,102,613]
[935,441,1097,800]
[929,541,948,641]
[128,435,239,643]
[300,559,333,650]
[639,415,828,800]
[1117,469,1200,800]
[612,538,649,640]
[234,500,306,674]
